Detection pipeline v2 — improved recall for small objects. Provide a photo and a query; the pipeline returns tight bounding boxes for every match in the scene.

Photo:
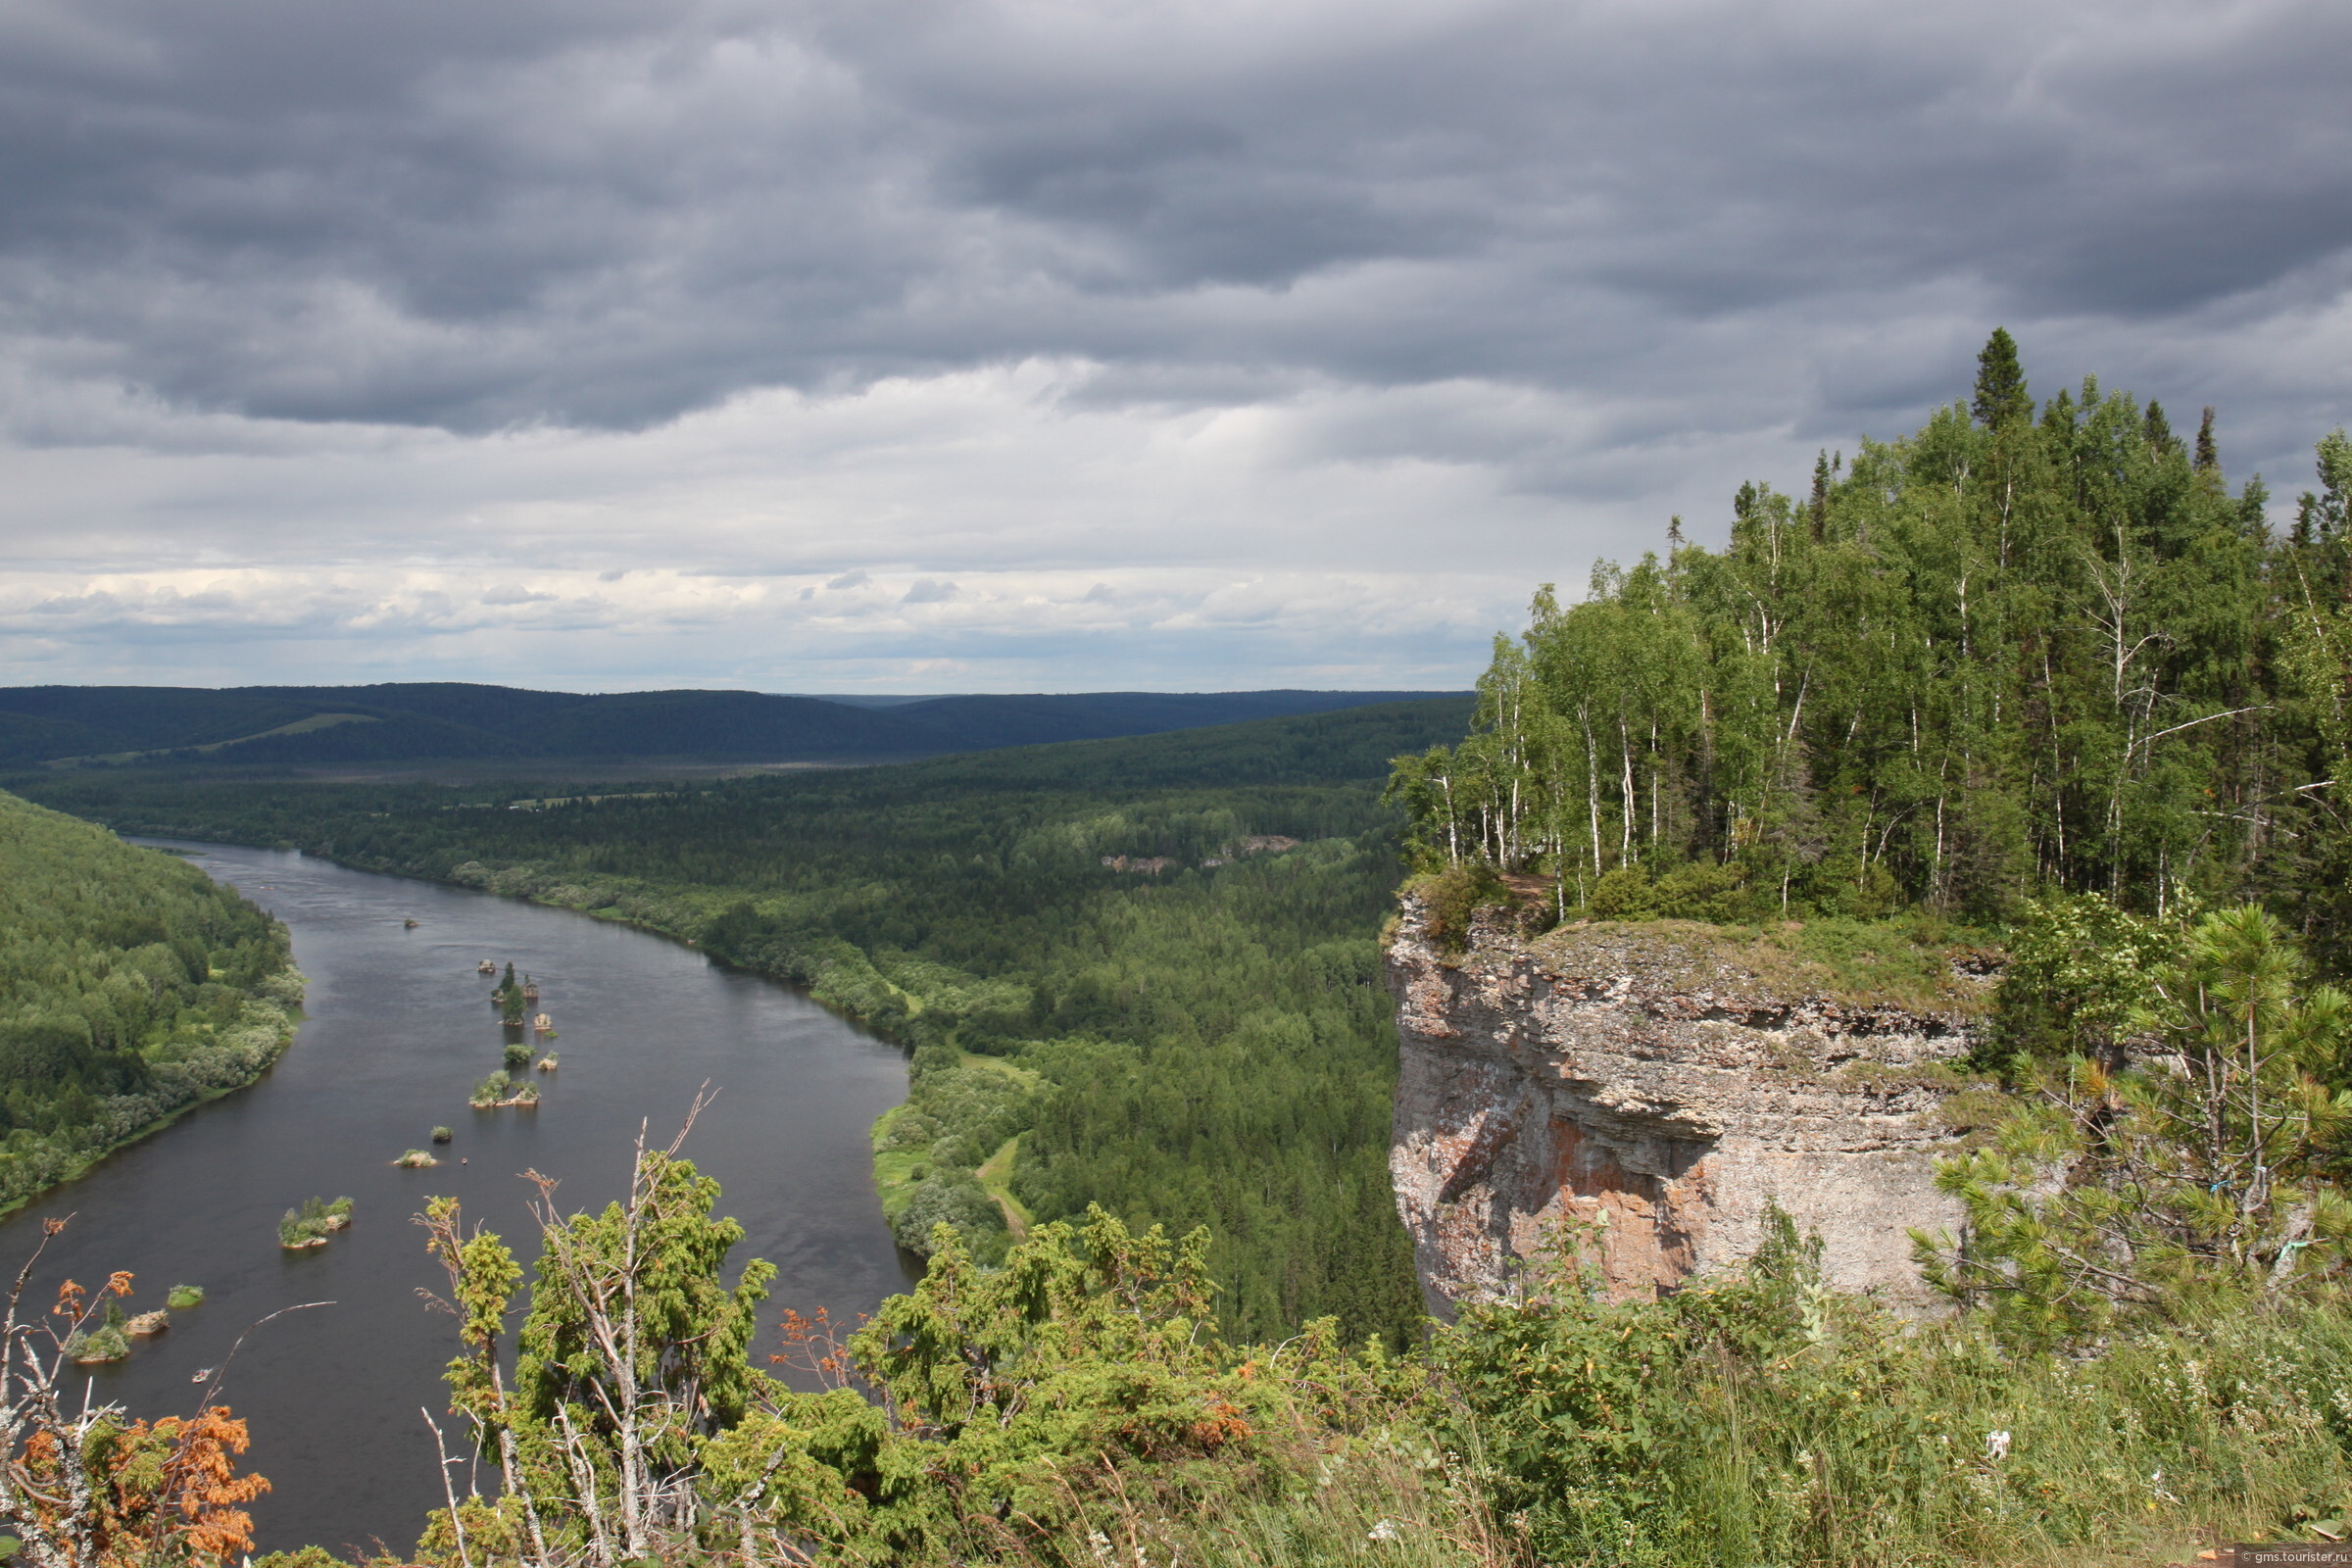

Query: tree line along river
[0,840,911,1555]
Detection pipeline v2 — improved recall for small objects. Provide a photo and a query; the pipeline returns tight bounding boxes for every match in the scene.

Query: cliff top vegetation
[1525,914,1997,1014]
[1388,329,2352,967]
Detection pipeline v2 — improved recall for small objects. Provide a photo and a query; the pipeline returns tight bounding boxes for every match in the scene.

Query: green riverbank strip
[0,788,307,1216]
[0,973,305,1220]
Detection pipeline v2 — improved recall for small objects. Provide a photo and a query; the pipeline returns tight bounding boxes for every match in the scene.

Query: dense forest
[1390,329,2352,959]
[16,698,1476,1346]
[0,791,302,1210]
[0,681,1454,771]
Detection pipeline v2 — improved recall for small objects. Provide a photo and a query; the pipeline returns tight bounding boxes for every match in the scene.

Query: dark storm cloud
[2,0,2346,439]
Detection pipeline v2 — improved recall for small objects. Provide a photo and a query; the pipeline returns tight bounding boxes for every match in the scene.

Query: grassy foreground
[352,1199,2351,1568]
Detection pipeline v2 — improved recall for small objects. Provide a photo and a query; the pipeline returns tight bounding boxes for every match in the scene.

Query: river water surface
[0,841,911,1555]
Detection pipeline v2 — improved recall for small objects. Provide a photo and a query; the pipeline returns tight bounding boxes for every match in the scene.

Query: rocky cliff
[1388,895,1994,1314]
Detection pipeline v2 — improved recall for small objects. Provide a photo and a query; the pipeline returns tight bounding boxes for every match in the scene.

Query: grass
[1529,913,2002,1012]
[974,1135,1033,1237]
[870,1105,929,1225]
[956,1048,1042,1084]
[947,1442,1517,1568]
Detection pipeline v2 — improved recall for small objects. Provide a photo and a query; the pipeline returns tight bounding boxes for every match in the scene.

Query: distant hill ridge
[0,682,1467,770]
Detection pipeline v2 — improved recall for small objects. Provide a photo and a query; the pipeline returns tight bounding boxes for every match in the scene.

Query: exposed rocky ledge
[1387,894,1995,1315]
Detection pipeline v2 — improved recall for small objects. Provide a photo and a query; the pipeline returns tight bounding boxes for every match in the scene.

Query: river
[0,841,912,1556]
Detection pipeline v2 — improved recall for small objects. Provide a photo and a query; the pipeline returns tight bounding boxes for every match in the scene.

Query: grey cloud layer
[3,0,2348,689]
[6,0,2346,435]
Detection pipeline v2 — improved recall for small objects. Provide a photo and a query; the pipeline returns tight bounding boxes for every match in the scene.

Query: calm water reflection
[0,841,910,1555]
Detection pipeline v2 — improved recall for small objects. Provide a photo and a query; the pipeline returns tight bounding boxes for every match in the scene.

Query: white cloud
[0,564,1523,690]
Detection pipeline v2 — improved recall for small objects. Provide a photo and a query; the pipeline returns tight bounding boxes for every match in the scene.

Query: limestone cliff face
[1387,896,1989,1315]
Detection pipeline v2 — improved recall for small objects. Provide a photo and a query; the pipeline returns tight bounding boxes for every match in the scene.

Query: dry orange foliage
[17,1405,270,1563]
[48,1274,134,1324]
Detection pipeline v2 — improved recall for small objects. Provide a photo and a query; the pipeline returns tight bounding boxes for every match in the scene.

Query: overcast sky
[2,0,2347,692]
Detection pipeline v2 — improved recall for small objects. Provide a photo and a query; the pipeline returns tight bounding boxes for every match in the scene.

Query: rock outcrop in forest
[1388,890,1993,1313]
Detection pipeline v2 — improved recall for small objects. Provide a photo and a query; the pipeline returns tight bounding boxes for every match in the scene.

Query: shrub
[63,1324,130,1363]
[1923,905,2352,1347]
[253,1548,353,1568]
[1415,860,1508,953]
[1652,859,1752,921]
[279,1195,351,1246]
[1585,864,1660,919]
[891,1174,1008,1262]
[165,1284,205,1310]
[878,1109,939,1152]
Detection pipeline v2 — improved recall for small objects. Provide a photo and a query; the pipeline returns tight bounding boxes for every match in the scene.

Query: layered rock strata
[1388,897,1989,1315]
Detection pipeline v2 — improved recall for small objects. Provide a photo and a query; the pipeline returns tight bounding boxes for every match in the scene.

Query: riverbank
[0,837,910,1554]
[10,716,1440,1344]
[0,790,310,1218]
[0,962,305,1218]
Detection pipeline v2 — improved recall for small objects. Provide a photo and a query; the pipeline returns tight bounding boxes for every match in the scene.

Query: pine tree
[1972,328,2030,428]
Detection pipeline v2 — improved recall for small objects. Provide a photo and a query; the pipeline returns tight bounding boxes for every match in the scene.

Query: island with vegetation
[0,788,303,1214]
[276,1196,353,1250]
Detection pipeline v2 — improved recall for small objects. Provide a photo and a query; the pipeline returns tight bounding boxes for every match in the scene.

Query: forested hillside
[0,681,1458,772]
[0,791,302,1210]
[17,698,1476,1345]
[1391,329,2352,957]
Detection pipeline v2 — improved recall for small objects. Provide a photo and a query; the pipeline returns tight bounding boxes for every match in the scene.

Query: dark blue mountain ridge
[0,683,1467,769]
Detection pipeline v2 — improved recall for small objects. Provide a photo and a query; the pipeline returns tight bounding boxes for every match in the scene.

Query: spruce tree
[1972,327,2030,428]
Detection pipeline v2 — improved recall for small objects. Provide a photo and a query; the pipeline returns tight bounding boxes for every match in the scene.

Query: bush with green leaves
[890,1172,1007,1262]
[393,1162,2352,1568]
[1921,904,2352,1347]
[1985,890,2182,1068]
[698,1207,1407,1564]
